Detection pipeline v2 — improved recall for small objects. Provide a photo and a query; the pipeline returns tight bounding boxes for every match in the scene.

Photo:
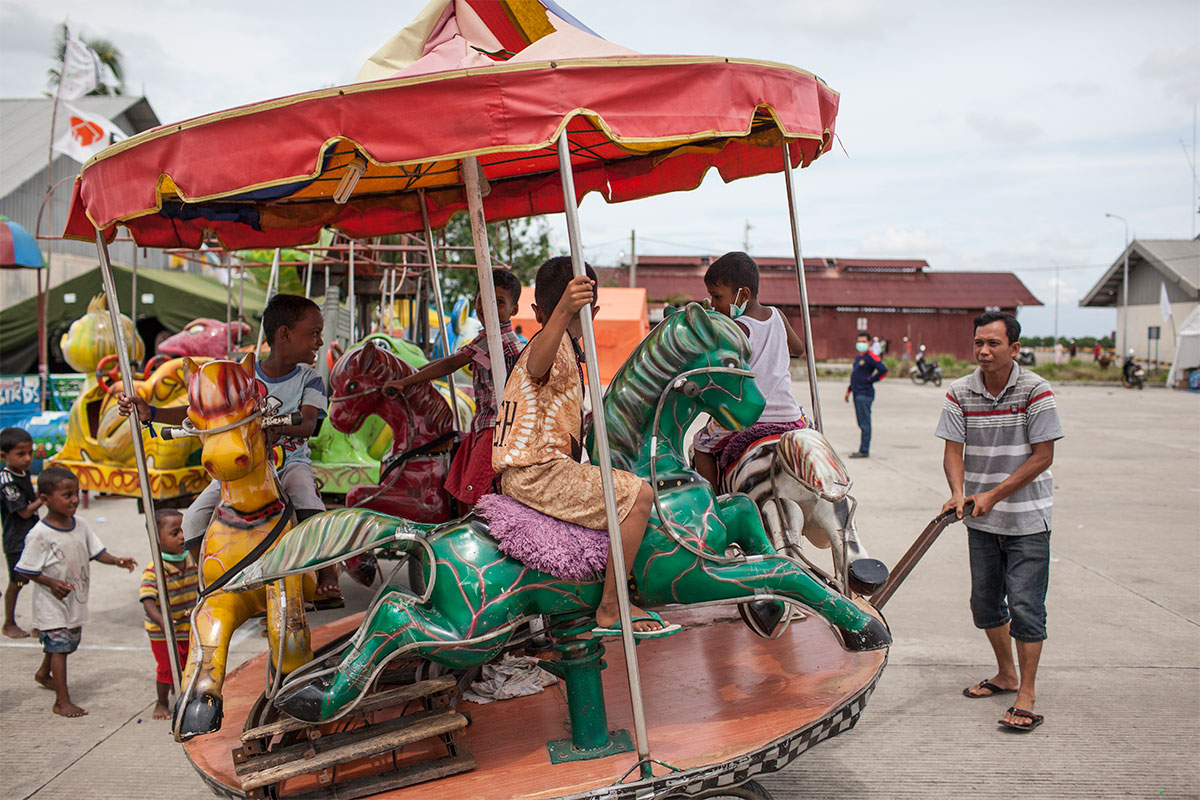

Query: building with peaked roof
[0,96,164,309]
[597,255,1041,360]
[1079,238,1200,362]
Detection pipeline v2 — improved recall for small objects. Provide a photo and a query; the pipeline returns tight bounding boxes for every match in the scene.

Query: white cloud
[965,112,1044,146]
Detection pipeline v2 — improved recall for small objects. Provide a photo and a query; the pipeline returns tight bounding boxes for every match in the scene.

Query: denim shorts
[40,627,83,654]
[967,529,1050,642]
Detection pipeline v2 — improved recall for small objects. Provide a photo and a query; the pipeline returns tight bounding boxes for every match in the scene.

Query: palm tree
[46,22,124,96]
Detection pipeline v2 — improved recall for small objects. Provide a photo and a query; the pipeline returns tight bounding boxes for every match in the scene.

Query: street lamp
[1105,212,1130,356]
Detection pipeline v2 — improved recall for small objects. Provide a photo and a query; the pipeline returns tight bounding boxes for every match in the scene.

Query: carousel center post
[556,131,655,779]
[92,228,182,693]
[461,157,509,399]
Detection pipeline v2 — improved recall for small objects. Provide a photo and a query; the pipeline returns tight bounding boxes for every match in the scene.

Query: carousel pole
[349,241,357,342]
[418,189,461,429]
[130,246,138,346]
[93,229,182,692]
[556,133,653,778]
[461,158,508,398]
[781,140,823,432]
[254,248,282,355]
[304,250,314,298]
[225,255,234,357]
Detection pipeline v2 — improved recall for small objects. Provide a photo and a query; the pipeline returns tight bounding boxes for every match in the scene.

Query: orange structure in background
[510,287,649,384]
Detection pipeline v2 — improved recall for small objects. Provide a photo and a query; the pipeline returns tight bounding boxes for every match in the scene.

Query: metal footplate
[233,675,475,799]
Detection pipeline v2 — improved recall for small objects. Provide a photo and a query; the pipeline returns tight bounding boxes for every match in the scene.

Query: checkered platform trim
[560,656,886,800]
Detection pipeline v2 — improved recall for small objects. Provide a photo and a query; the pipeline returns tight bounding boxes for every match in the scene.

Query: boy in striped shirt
[139,509,198,720]
[936,310,1063,733]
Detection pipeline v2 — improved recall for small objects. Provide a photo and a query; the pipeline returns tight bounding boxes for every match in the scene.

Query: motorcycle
[1017,347,1037,366]
[1122,351,1146,390]
[909,347,943,386]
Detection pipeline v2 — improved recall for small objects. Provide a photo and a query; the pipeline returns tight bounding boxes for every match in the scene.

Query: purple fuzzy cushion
[474,494,608,582]
[716,420,807,473]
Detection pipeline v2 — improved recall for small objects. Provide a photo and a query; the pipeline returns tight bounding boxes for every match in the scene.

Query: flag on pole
[59,30,102,101]
[52,103,128,164]
[1160,281,1173,321]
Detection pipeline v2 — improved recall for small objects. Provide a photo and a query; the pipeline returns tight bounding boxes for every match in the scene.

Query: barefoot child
[139,509,198,720]
[120,294,340,599]
[493,257,677,639]
[383,269,524,505]
[693,252,809,486]
[2,427,42,638]
[16,467,136,717]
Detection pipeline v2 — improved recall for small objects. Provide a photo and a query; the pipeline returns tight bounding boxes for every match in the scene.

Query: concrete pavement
[2,379,1196,799]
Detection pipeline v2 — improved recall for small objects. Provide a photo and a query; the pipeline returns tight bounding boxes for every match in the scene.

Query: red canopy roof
[64,1,840,249]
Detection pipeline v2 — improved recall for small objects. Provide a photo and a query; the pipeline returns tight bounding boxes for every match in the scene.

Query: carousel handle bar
[161,412,302,441]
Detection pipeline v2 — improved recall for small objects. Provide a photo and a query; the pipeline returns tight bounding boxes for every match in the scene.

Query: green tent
[0,263,269,374]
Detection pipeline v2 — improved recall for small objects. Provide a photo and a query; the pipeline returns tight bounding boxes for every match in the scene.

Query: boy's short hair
[0,427,33,453]
[155,508,184,529]
[973,310,1021,344]
[262,294,321,346]
[704,252,759,297]
[37,466,77,495]
[490,269,522,306]
[534,256,597,312]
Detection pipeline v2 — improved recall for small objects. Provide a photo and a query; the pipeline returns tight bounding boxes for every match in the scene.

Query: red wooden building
[596,256,1041,361]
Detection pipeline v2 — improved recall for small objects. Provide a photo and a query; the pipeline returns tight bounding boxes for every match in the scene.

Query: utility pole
[1053,262,1060,364]
[743,220,752,252]
[1105,213,1130,356]
[629,229,637,288]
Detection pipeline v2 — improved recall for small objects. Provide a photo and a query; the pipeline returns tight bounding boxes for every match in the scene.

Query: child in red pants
[139,509,197,719]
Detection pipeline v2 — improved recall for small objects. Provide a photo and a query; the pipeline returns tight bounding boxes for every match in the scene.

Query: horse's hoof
[744,599,787,636]
[172,693,223,741]
[274,674,333,723]
[848,558,889,595]
[836,616,891,652]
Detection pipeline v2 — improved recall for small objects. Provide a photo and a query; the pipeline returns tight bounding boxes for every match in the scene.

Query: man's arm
[873,355,889,380]
[966,441,1054,517]
[526,276,594,382]
[384,351,471,396]
[941,440,966,517]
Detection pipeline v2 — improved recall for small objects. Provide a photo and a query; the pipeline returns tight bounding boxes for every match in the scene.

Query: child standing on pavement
[15,466,137,717]
[120,294,340,599]
[693,252,809,486]
[492,257,676,639]
[2,427,42,638]
[139,509,198,720]
[383,269,525,505]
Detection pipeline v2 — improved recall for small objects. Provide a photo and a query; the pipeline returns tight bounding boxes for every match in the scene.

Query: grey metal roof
[1079,238,1200,307]
[0,96,161,199]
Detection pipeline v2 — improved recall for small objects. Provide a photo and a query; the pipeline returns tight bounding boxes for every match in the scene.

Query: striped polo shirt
[935,364,1064,535]
[139,556,199,641]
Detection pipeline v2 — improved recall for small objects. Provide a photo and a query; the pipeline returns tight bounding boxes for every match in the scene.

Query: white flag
[52,103,128,164]
[1160,281,1172,321]
[59,31,101,101]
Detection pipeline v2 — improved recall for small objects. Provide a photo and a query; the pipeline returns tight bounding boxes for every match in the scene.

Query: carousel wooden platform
[184,603,887,800]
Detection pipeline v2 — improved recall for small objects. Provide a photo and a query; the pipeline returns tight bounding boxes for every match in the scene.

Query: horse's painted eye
[345,382,358,393]
[722,357,738,369]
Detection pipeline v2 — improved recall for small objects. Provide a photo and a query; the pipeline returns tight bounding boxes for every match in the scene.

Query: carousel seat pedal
[236,709,468,791]
[240,674,458,742]
[285,753,477,800]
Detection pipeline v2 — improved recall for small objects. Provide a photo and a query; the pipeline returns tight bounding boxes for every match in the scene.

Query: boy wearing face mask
[693,252,809,487]
[845,331,889,457]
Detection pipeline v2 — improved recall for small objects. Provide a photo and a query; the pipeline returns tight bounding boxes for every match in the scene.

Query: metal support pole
[255,248,282,354]
[557,133,653,777]
[419,189,461,429]
[225,256,234,357]
[462,157,508,399]
[131,246,138,347]
[93,230,181,692]
[36,269,46,409]
[781,140,824,431]
[304,250,314,298]
[1107,213,1130,356]
[349,241,357,343]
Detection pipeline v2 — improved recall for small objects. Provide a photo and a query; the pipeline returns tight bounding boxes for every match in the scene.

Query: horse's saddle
[474,494,608,582]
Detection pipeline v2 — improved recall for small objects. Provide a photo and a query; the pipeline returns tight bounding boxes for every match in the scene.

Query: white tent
[1166,305,1200,388]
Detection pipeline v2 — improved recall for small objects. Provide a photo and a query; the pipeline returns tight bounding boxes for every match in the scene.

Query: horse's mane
[603,304,751,469]
[188,359,262,422]
[333,340,455,432]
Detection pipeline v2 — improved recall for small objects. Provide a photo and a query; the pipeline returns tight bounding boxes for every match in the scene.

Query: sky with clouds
[2,0,1197,336]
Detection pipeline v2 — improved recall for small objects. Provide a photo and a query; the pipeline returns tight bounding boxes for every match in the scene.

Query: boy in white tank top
[693,252,809,486]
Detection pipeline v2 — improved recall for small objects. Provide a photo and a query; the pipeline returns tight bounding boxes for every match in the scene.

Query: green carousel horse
[224,304,889,724]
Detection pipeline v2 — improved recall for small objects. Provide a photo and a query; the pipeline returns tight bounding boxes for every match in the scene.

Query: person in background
[139,509,198,720]
[845,331,888,458]
[2,427,42,638]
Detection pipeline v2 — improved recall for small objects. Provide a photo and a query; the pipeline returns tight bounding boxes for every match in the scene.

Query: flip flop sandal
[963,679,1017,698]
[999,707,1044,732]
[591,610,682,640]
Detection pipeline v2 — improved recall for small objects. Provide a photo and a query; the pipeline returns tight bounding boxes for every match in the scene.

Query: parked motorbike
[1017,347,1037,366]
[1122,351,1146,390]
[909,347,943,386]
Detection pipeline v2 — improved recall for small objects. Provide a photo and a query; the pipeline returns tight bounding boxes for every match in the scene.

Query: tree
[46,23,124,97]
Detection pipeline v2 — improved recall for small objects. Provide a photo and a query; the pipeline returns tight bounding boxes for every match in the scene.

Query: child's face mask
[855,341,870,353]
[730,288,749,320]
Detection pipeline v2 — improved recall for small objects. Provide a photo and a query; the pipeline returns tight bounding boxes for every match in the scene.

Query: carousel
[61,2,926,798]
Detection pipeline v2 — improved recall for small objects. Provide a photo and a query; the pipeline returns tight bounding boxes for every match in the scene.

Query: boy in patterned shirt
[492,257,677,639]
[2,427,42,638]
[139,509,198,720]
[384,269,524,505]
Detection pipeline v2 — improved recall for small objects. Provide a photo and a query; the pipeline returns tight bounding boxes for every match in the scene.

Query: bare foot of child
[3,622,30,639]
[315,566,341,599]
[53,701,88,717]
[152,702,171,720]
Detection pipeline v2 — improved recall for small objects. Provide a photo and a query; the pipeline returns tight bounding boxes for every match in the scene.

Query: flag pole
[39,31,68,412]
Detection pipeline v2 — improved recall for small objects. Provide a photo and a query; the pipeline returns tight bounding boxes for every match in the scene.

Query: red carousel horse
[327,340,458,522]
